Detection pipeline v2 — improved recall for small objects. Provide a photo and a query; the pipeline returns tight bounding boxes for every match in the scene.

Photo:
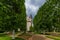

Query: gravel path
[28,34,54,40]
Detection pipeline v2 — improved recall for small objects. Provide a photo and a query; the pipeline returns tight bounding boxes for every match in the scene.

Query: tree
[33,0,60,33]
[0,0,26,39]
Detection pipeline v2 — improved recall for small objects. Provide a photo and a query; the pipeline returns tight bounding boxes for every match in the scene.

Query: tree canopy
[33,0,60,32]
[0,0,26,31]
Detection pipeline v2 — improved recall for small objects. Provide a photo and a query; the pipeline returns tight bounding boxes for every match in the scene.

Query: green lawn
[46,35,60,40]
[0,33,25,40]
[0,36,11,40]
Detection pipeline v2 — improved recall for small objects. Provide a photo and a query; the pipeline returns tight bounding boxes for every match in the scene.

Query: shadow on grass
[13,38,25,40]
[0,33,7,37]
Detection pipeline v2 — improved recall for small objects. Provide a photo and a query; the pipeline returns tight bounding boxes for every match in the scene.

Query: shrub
[30,26,34,32]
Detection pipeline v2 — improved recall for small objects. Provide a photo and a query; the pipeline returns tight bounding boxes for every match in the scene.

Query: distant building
[26,15,33,31]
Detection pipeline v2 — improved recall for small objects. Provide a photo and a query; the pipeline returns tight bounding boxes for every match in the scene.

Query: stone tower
[26,15,33,31]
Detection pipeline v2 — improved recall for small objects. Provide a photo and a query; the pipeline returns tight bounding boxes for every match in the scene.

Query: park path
[28,34,54,40]
[5,31,54,40]
[8,32,54,40]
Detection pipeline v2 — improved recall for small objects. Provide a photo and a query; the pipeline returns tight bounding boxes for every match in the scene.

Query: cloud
[30,0,46,6]
[25,4,38,16]
[25,0,46,18]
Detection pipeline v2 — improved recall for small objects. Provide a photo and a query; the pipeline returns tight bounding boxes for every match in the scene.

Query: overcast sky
[25,0,46,18]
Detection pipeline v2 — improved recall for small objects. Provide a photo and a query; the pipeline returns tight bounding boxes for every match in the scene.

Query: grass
[0,37,25,40]
[0,33,25,40]
[46,35,60,40]
[0,36,11,40]
[15,38,25,40]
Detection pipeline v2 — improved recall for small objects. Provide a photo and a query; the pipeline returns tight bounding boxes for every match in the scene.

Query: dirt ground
[28,34,53,40]
[17,34,53,40]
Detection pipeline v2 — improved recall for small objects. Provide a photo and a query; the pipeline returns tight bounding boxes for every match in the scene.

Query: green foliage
[30,26,34,32]
[33,0,60,32]
[0,0,26,31]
